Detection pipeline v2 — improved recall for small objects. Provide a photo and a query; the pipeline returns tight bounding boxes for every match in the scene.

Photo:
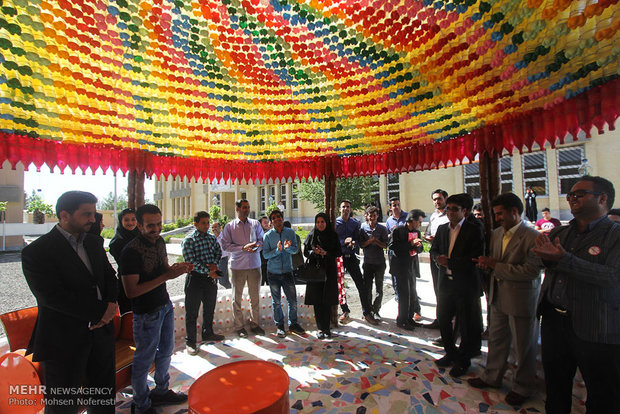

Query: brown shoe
[364,314,379,326]
[505,391,528,406]
[467,377,500,389]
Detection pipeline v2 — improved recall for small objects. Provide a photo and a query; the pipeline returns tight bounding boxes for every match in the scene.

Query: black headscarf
[109,208,140,261]
[304,212,341,258]
[87,212,104,236]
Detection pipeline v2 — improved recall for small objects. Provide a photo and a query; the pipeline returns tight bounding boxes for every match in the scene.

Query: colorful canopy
[0,0,619,181]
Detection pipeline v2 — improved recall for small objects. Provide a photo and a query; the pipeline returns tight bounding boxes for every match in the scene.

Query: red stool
[188,360,289,414]
[0,352,45,414]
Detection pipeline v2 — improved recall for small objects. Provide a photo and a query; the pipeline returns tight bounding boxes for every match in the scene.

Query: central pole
[324,173,337,229]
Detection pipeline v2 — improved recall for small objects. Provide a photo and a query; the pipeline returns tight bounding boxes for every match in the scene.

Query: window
[557,145,585,195]
[387,174,400,201]
[280,184,287,209]
[291,183,299,210]
[464,163,481,199]
[500,157,514,194]
[259,187,266,212]
[522,152,548,195]
[240,191,247,201]
[269,186,276,206]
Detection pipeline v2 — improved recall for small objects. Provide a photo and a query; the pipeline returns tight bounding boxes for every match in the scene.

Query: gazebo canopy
[0,0,618,182]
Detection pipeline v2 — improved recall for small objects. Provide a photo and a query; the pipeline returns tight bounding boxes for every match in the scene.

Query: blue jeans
[132,301,175,414]
[268,272,298,327]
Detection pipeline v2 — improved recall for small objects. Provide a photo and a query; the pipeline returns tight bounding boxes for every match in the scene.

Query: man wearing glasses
[532,176,620,413]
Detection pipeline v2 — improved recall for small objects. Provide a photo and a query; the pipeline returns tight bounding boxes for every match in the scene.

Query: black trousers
[437,289,480,366]
[430,262,440,321]
[395,270,415,324]
[541,302,620,414]
[342,255,372,316]
[185,271,218,345]
[43,328,115,414]
[363,262,386,314]
[314,304,332,333]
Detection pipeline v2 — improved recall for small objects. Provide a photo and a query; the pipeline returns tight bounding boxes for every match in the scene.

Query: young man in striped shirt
[182,211,225,355]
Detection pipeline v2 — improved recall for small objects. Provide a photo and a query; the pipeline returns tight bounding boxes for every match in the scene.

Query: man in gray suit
[532,176,620,413]
[467,193,543,406]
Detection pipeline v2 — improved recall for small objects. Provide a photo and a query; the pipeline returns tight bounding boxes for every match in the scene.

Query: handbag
[294,255,327,283]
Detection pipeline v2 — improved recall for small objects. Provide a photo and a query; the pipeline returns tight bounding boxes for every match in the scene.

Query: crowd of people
[20,174,620,413]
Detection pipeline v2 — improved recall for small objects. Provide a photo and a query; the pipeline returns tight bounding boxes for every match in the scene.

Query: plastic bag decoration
[0,0,618,181]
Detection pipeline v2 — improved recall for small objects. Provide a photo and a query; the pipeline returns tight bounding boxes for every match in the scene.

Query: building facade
[154,127,620,223]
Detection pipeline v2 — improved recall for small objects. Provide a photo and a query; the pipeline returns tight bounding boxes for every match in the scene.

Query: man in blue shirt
[182,211,224,356]
[221,199,265,338]
[336,200,378,325]
[263,209,306,337]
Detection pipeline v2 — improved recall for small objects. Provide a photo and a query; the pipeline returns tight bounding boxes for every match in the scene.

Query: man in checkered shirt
[182,211,224,355]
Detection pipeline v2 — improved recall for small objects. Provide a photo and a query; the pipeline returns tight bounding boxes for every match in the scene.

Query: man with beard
[121,204,194,414]
[22,191,118,413]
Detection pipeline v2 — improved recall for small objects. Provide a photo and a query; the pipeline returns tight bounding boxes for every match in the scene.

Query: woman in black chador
[303,213,342,339]
[109,208,140,314]
[524,186,538,222]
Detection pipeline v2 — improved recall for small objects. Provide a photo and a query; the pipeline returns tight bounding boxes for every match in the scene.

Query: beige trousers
[231,268,261,330]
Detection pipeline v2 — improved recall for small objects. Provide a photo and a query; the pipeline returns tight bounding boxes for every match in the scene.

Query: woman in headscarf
[109,208,139,314]
[304,213,342,339]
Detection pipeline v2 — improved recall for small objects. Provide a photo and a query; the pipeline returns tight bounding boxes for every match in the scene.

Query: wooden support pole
[324,174,337,228]
[479,152,501,246]
[127,170,146,210]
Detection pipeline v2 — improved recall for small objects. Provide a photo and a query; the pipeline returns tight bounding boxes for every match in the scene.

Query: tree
[25,191,54,224]
[297,176,379,214]
[209,204,230,226]
[97,191,128,210]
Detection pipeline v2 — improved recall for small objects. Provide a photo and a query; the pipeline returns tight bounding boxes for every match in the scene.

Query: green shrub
[100,228,115,239]
[163,235,173,243]
[162,223,176,232]
[176,217,192,227]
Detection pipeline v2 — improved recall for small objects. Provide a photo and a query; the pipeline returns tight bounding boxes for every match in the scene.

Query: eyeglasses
[446,206,462,212]
[566,190,602,201]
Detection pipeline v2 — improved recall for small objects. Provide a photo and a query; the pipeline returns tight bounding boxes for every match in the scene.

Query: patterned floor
[113,309,587,413]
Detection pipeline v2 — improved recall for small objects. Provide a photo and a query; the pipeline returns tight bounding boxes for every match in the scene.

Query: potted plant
[26,195,53,224]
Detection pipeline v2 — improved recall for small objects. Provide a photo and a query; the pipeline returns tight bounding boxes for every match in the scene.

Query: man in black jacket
[430,194,484,377]
[22,191,118,413]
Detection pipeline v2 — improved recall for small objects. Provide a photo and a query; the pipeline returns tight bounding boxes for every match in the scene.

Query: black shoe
[426,320,440,329]
[396,320,415,331]
[150,389,188,406]
[505,391,528,406]
[325,331,333,339]
[289,323,306,335]
[373,312,382,321]
[251,325,265,335]
[130,403,157,414]
[317,331,326,340]
[237,328,248,338]
[431,336,444,346]
[449,363,470,377]
[434,355,453,368]
[276,326,286,338]
[203,333,225,342]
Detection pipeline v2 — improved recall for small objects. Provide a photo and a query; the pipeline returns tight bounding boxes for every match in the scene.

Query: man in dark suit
[533,176,620,413]
[22,191,118,413]
[430,193,484,377]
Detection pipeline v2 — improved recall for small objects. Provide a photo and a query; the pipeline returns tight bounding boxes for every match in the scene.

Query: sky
[24,164,155,206]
